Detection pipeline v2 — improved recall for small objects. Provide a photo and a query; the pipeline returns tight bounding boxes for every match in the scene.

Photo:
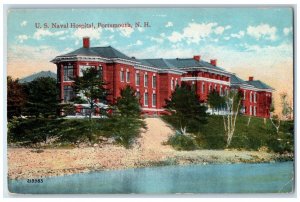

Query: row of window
[120,70,157,88]
[63,85,158,107]
[63,65,103,81]
[194,82,228,96]
[136,91,157,107]
[243,91,257,103]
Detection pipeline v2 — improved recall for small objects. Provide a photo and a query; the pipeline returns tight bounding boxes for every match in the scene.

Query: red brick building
[51,37,274,118]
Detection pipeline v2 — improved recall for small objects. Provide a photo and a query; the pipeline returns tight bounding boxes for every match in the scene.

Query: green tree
[165,83,208,135]
[110,85,145,148]
[23,77,59,118]
[207,90,226,114]
[73,67,109,120]
[7,76,26,119]
[115,85,141,118]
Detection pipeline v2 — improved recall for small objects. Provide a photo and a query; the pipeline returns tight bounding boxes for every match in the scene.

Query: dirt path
[137,118,174,152]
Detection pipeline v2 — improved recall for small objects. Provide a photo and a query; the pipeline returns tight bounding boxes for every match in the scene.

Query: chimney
[249,76,254,81]
[83,37,90,48]
[210,59,217,66]
[193,55,201,61]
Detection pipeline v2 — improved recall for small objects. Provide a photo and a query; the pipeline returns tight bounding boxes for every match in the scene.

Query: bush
[166,132,198,151]
[8,118,63,146]
[57,119,98,144]
[106,117,146,148]
[163,114,294,153]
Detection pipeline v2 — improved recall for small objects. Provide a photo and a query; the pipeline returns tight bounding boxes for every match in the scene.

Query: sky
[6,8,294,114]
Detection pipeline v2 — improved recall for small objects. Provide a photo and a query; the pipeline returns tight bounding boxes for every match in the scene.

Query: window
[214,84,217,91]
[250,92,253,102]
[79,65,96,77]
[171,79,175,90]
[126,71,130,83]
[144,92,148,106]
[135,72,140,86]
[99,66,103,79]
[250,105,253,115]
[63,86,74,102]
[202,82,205,93]
[152,76,157,88]
[175,79,178,88]
[64,65,74,81]
[220,86,223,96]
[152,93,157,107]
[144,74,148,87]
[243,90,246,100]
[136,91,140,100]
[253,106,256,116]
[254,93,257,103]
[209,84,212,92]
[120,71,125,82]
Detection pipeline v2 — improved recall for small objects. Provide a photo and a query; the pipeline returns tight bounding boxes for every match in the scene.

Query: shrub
[57,119,111,144]
[166,132,198,151]
[107,117,146,148]
[8,118,63,146]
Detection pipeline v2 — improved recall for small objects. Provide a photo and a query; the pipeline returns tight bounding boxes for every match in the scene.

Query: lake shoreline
[7,146,294,180]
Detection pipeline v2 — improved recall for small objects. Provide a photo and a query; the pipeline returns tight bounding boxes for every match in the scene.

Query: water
[8,161,294,194]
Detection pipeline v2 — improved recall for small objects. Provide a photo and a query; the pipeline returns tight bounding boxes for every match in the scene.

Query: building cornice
[181,76,230,85]
[181,67,233,77]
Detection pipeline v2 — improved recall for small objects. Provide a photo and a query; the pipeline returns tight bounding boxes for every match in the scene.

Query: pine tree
[73,67,109,120]
[207,90,226,114]
[165,83,208,135]
[23,77,59,118]
[115,85,141,118]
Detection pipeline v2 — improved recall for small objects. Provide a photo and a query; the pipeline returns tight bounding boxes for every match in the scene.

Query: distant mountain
[19,71,57,83]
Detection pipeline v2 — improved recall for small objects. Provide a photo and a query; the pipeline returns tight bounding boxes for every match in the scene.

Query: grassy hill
[162,115,294,153]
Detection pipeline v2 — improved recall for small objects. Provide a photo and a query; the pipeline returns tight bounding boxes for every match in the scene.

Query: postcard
[6,7,294,194]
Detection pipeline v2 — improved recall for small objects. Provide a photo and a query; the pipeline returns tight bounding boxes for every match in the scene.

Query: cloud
[136,40,143,45]
[168,31,183,43]
[165,22,173,27]
[150,36,164,43]
[128,40,143,47]
[119,27,134,37]
[247,24,277,41]
[224,36,230,40]
[283,27,292,36]
[16,35,29,43]
[73,28,101,40]
[137,27,145,32]
[230,31,245,39]
[33,29,66,40]
[225,25,232,30]
[214,26,225,35]
[20,21,27,27]
[167,22,218,44]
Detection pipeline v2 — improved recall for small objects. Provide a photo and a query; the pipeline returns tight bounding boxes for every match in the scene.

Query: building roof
[140,58,228,73]
[230,74,248,85]
[52,45,232,76]
[246,80,274,90]
[230,75,273,91]
[57,46,136,62]
[139,58,175,69]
